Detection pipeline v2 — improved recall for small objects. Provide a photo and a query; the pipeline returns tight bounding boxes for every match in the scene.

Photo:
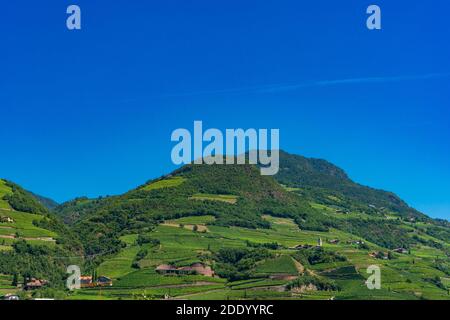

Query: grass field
[0,208,57,239]
[189,194,238,204]
[141,177,186,191]
[0,180,59,251]
[255,255,299,275]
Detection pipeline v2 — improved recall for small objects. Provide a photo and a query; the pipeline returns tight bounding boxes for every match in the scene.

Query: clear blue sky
[1,1,449,219]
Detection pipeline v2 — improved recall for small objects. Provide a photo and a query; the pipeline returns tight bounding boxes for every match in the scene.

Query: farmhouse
[96,276,112,287]
[80,276,94,288]
[155,264,179,275]
[328,239,340,244]
[24,278,48,290]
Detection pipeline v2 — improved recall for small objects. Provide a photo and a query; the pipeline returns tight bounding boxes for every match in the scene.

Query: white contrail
[156,73,450,98]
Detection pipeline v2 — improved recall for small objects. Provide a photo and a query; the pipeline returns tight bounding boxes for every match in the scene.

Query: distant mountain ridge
[29,192,59,211]
[274,151,427,221]
[49,151,449,256]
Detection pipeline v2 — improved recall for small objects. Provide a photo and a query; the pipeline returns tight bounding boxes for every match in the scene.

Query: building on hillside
[393,248,408,254]
[189,263,214,277]
[328,239,340,244]
[80,276,94,288]
[96,276,112,287]
[24,278,48,291]
[155,264,178,275]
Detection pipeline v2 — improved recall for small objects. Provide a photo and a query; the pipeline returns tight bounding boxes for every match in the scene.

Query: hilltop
[1,151,449,300]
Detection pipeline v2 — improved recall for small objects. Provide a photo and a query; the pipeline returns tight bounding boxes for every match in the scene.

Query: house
[24,278,48,290]
[96,276,112,287]
[80,276,94,288]
[328,239,340,244]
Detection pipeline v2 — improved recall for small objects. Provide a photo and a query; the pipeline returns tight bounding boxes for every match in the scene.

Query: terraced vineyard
[67,214,449,300]
[1,152,449,300]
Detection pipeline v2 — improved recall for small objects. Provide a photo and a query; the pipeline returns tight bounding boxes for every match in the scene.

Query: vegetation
[294,247,347,266]
[0,151,449,300]
[287,275,340,291]
[214,248,273,281]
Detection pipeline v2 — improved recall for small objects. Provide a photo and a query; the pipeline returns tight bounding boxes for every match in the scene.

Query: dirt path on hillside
[0,235,15,239]
[292,257,305,274]
[0,234,55,242]
[23,237,55,242]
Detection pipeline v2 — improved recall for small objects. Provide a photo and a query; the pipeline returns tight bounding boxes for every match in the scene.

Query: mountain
[29,192,59,211]
[55,152,447,253]
[2,152,449,300]
[274,151,427,221]
[55,162,329,257]
[50,153,449,300]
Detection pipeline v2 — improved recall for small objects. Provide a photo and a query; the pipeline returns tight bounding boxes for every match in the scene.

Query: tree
[12,273,18,287]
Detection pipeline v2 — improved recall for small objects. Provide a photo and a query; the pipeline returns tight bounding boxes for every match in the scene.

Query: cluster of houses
[0,215,14,223]
[80,275,113,288]
[155,263,214,277]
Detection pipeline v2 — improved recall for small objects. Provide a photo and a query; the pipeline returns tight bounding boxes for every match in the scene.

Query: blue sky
[1,1,449,219]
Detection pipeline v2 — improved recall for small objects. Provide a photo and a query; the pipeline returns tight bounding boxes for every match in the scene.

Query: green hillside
[0,179,82,298]
[1,151,449,300]
[275,151,428,221]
